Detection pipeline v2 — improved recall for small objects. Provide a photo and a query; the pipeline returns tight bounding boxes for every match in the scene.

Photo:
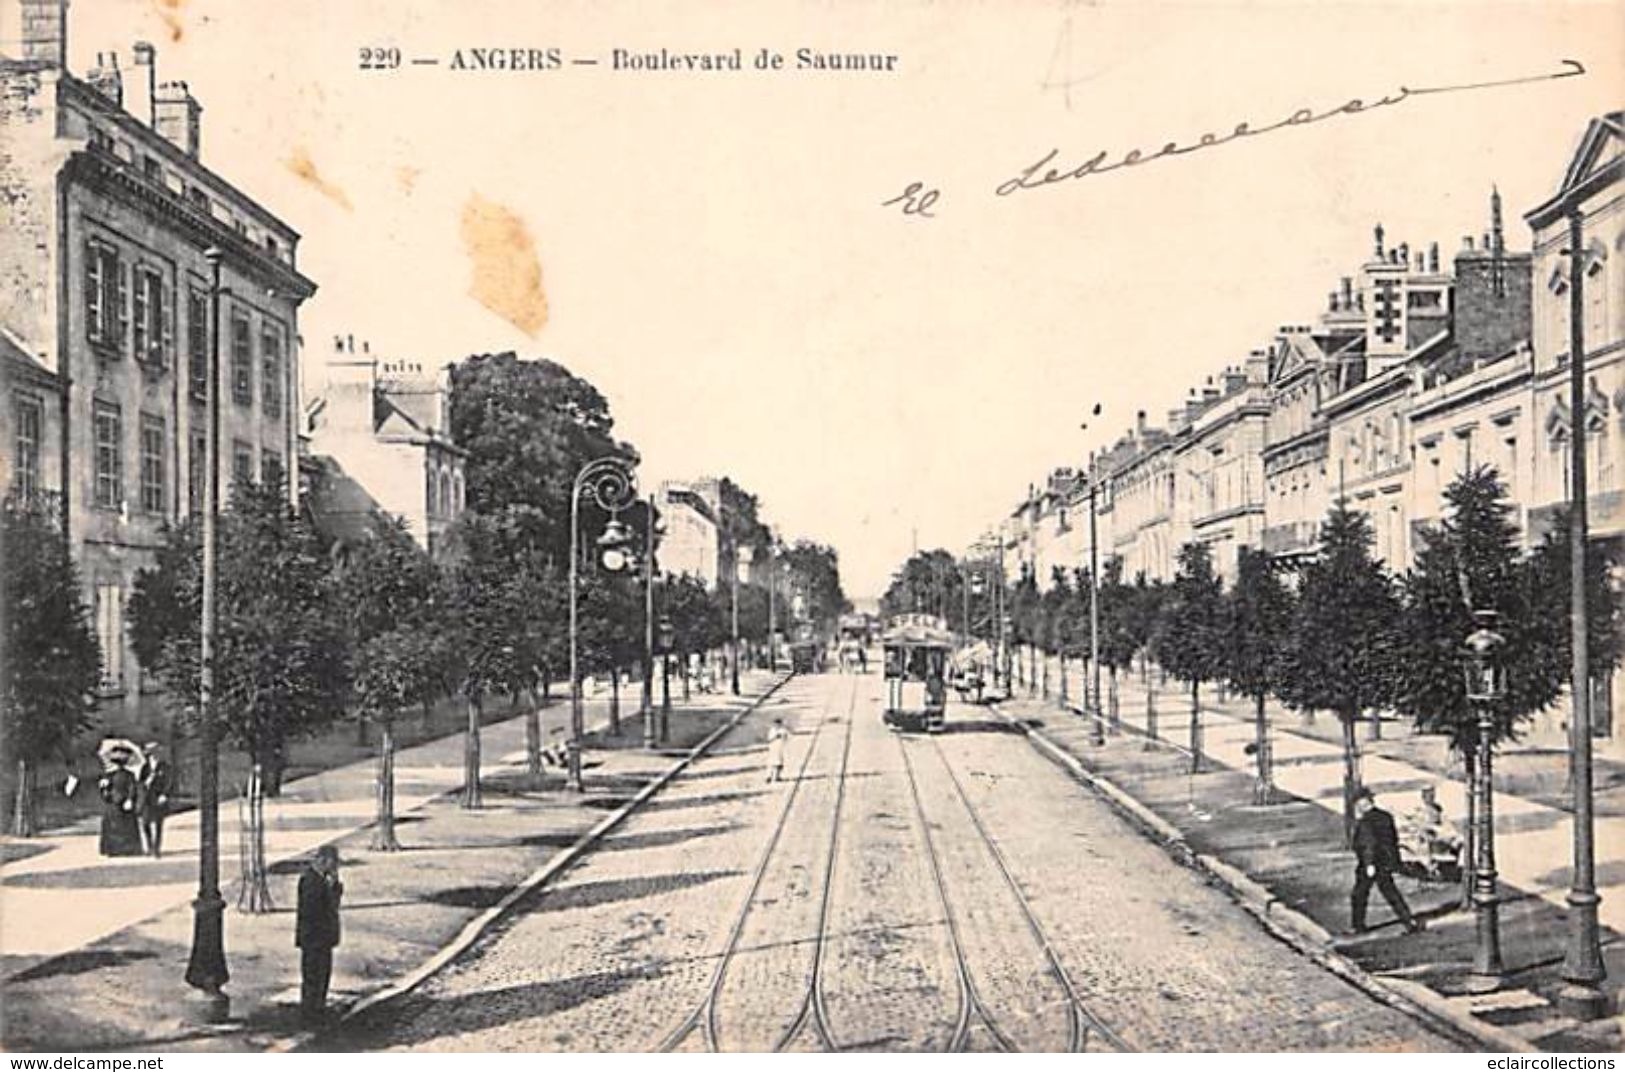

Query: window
[84,241,126,351]
[93,402,122,510]
[260,449,284,492]
[142,156,161,181]
[260,322,283,418]
[188,288,209,399]
[189,432,206,515]
[132,266,169,368]
[139,414,166,514]
[230,311,253,407]
[187,186,209,211]
[94,582,124,691]
[425,466,438,515]
[12,393,43,499]
[232,440,254,489]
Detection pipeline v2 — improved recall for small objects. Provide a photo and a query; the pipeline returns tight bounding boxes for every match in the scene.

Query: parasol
[97,737,146,776]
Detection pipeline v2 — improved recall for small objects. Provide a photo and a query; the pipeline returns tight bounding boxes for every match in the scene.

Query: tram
[881,613,955,732]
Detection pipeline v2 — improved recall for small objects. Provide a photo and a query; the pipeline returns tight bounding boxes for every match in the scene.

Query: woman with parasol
[96,738,145,857]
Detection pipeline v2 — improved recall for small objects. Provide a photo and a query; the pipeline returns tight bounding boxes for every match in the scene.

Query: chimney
[1245,348,1269,384]
[1223,365,1247,394]
[1372,222,1385,261]
[1397,242,1410,266]
[1415,253,1425,272]
[154,80,201,158]
[128,41,156,126]
[85,51,121,105]
[13,0,67,66]
[1136,410,1148,436]
[1167,406,1186,428]
[1463,235,1476,253]
[1340,276,1354,308]
[1428,242,1440,273]
[1328,290,1340,312]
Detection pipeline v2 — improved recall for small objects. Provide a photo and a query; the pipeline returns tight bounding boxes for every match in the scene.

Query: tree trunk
[1367,710,1383,740]
[1339,710,1362,847]
[11,757,37,838]
[1253,691,1275,805]
[166,708,183,795]
[356,713,368,747]
[682,649,691,701]
[238,760,274,912]
[1109,667,1120,730]
[462,694,483,809]
[263,741,287,798]
[542,667,553,702]
[1189,681,1204,773]
[1042,649,1051,700]
[1058,651,1068,706]
[610,667,621,735]
[524,688,543,780]
[421,696,434,732]
[372,718,400,852]
[1146,679,1159,748]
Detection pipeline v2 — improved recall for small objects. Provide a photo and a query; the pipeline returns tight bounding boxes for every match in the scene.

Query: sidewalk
[0,673,782,1051]
[998,684,1625,1052]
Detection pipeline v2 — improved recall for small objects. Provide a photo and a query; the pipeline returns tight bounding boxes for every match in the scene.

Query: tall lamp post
[569,457,637,791]
[730,541,749,695]
[641,494,662,751]
[1558,211,1607,1019]
[659,615,674,742]
[1087,455,1104,746]
[1463,610,1507,990]
[185,247,228,1018]
[766,536,781,672]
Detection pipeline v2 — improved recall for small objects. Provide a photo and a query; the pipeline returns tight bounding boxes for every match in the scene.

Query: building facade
[303,336,467,557]
[2,6,315,702]
[657,480,721,588]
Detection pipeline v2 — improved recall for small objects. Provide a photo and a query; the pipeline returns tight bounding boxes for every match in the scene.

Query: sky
[53,0,1625,597]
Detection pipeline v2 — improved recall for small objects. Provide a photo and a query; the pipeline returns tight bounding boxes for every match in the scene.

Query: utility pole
[1089,461,1104,745]
[1558,209,1606,1019]
[642,494,656,751]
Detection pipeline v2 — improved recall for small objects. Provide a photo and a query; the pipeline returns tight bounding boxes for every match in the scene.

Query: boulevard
[342,671,1456,1052]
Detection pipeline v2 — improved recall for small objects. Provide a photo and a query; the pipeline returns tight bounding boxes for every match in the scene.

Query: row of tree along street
[886,466,1620,846]
[2,351,848,912]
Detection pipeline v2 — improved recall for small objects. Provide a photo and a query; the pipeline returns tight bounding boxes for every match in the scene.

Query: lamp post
[729,541,748,695]
[659,616,674,742]
[642,494,661,751]
[569,457,637,791]
[1087,461,1104,746]
[1463,609,1507,990]
[767,537,780,672]
[185,247,228,1019]
[1558,210,1607,1019]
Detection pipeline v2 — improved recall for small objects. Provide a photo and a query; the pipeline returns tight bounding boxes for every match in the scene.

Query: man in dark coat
[138,742,172,858]
[296,845,344,1023]
[1351,788,1422,934]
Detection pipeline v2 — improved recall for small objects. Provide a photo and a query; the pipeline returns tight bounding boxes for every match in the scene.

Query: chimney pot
[1464,235,1476,252]
[1428,242,1440,273]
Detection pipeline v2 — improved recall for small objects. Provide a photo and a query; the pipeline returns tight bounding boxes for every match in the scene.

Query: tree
[1278,503,1400,844]
[130,482,351,908]
[449,352,636,564]
[3,496,100,837]
[334,514,440,850]
[1159,542,1226,772]
[1528,508,1624,735]
[1224,547,1296,804]
[781,541,849,634]
[1007,565,1041,692]
[1042,567,1075,702]
[1133,575,1168,742]
[1097,559,1142,728]
[880,549,962,623]
[664,573,724,697]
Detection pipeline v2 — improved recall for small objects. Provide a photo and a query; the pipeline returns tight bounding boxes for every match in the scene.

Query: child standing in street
[765,719,788,784]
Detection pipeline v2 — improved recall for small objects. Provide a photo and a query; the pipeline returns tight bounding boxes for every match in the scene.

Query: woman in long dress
[98,765,144,856]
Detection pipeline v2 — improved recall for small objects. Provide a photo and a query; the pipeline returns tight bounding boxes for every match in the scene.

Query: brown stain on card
[150,0,185,42]
[459,193,549,337]
[284,147,353,211]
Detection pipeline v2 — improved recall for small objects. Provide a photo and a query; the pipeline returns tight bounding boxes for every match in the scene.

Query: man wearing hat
[1351,787,1421,934]
[296,845,344,1024]
[137,742,172,857]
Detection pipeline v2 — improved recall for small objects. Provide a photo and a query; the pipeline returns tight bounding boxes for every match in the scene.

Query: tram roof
[881,622,956,649]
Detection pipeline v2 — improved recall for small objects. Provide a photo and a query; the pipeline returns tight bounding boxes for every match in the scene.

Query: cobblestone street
[339,671,1459,1052]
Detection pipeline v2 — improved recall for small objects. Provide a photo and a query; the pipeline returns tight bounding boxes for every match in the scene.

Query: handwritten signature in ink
[882,59,1586,218]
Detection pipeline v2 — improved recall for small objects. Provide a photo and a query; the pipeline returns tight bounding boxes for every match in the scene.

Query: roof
[1526,111,1624,229]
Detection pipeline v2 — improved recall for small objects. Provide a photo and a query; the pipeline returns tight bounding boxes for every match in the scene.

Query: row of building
[981,110,1623,741]
[0,2,751,709]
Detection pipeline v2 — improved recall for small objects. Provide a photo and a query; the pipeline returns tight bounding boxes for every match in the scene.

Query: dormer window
[142,157,161,182]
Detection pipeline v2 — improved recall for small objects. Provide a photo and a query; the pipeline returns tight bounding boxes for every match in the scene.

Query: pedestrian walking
[1351,788,1422,934]
[765,719,788,783]
[296,845,344,1024]
[137,741,171,858]
[95,739,143,857]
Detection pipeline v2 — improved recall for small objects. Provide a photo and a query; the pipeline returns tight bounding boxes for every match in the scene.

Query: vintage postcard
[1,0,1623,1057]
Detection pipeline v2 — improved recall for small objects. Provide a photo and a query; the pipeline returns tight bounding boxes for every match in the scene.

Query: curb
[274,674,793,1053]
[991,701,1534,1054]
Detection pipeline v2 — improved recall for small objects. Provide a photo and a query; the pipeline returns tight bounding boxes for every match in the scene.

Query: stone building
[1,4,315,702]
[657,480,721,588]
[303,336,467,557]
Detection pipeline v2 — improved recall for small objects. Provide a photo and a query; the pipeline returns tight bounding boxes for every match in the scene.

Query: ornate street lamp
[658,615,675,742]
[569,457,637,791]
[1463,608,1507,990]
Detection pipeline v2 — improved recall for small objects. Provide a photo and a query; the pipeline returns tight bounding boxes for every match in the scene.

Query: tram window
[885,650,903,678]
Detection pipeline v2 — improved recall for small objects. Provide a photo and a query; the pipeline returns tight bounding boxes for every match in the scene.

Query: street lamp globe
[1462,609,1507,704]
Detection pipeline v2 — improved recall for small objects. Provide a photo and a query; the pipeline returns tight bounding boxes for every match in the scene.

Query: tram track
[895,727,1131,1053]
[656,674,858,1053]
